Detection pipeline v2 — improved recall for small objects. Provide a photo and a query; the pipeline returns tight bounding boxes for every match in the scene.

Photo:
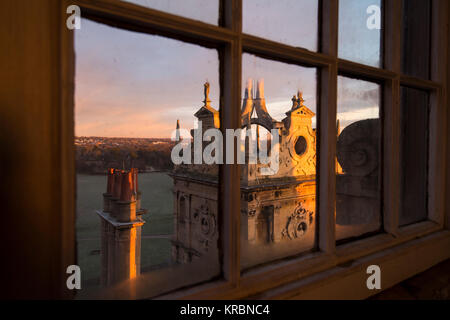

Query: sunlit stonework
[96,78,381,281]
[171,80,317,266]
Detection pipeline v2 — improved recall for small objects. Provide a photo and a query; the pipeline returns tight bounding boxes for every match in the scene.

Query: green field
[76,172,174,284]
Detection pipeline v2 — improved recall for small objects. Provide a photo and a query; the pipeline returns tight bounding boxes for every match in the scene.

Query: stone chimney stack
[112,170,122,199]
[103,168,115,212]
[98,168,146,286]
[106,168,114,194]
[131,168,141,211]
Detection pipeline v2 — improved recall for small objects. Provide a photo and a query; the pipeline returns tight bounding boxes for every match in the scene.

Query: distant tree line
[76,141,175,174]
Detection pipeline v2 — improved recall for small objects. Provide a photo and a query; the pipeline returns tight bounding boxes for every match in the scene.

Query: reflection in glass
[243,0,318,51]
[241,54,317,270]
[336,76,381,241]
[338,0,382,67]
[400,87,429,226]
[75,19,220,296]
[122,0,219,25]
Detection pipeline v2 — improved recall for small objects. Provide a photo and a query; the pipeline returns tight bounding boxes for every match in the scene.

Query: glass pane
[241,54,318,270]
[75,19,220,297]
[243,0,319,51]
[402,0,431,79]
[336,76,382,241]
[338,0,382,67]
[400,87,429,226]
[122,0,219,25]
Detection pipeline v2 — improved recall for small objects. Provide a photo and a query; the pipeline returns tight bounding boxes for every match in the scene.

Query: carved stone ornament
[193,201,217,251]
[282,203,314,240]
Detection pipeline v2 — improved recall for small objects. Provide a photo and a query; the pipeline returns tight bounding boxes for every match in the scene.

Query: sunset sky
[75,0,380,138]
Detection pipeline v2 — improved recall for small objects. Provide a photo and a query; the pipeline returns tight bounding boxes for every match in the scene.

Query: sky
[337,76,379,129]
[339,0,382,67]
[243,0,318,50]
[75,0,380,138]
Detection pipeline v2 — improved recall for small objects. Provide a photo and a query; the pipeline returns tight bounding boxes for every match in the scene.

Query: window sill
[158,223,448,299]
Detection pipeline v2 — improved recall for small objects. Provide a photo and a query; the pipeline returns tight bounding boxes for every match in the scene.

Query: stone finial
[291,95,298,109]
[297,91,305,106]
[203,81,211,105]
[256,79,264,99]
[175,119,180,141]
[241,78,254,116]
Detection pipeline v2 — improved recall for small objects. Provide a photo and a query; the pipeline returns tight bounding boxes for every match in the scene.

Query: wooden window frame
[60,0,450,299]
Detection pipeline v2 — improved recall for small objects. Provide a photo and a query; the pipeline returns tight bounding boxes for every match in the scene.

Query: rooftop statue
[203,81,210,105]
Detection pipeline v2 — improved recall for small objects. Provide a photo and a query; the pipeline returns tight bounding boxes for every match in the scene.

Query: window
[243,0,319,50]
[336,76,382,242]
[401,0,431,79]
[64,0,449,299]
[240,53,318,270]
[75,17,221,295]
[399,86,429,226]
[123,0,220,25]
[338,0,382,67]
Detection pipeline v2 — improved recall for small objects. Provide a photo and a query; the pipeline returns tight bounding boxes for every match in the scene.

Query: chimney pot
[112,170,123,199]
[131,168,138,194]
[120,170,134,202]
[107,168,115,194]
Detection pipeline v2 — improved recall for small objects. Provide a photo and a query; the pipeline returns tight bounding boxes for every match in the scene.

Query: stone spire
[244,78,253,99]
[175,119,180,141]
[256,79,264,99]
[254,78,269,114]
[242,78,273,128]
[242,78,254,117]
